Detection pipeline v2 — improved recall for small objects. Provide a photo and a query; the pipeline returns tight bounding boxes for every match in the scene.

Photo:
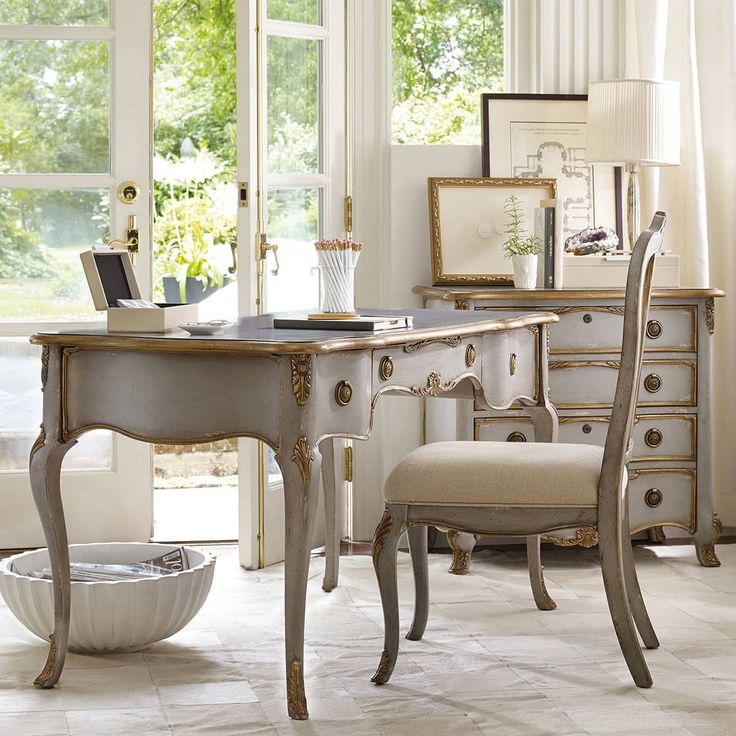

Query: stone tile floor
[1,542,735,735]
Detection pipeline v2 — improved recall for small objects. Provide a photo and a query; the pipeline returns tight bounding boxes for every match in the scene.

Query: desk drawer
[629,468,696,534]
[549,359,696,409]
[548,305,696,354]
[474,413,696,462]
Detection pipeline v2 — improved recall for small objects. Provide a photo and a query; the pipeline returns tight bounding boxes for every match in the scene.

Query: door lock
[257,233,280,276]
[105,215,139,265]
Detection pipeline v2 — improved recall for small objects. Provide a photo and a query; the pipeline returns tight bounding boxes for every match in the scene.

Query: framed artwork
[428,176,557,286]
[481,93,624,247]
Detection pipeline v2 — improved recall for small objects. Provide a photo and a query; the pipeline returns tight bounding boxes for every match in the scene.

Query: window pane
[0,339,111,472]
[392,0,504,144]
[265,187,320,313]
[0,40,110,174]
[0,188,109,322]
[0,1,109,26]
[267,0,320,25]
[267,36,320,174]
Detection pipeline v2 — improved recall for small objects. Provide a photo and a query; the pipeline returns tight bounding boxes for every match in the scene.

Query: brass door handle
[257,234,280,276]
[105,215,139,265]
[229,241,237,274]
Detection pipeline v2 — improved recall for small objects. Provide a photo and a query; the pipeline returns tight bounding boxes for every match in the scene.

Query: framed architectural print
[481,93,624,247]
[428,176,557,285]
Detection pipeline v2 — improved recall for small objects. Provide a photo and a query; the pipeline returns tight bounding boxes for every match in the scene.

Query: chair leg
[371,506,405,685]
[526,536,556,611]
[599,522,652,688]
[406,525,429,641]
[621,515,659,649]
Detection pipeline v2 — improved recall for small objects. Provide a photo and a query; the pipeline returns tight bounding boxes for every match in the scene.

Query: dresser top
[414,285,725,302]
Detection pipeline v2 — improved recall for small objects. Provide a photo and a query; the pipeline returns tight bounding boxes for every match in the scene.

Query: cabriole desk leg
[30,345,75,689]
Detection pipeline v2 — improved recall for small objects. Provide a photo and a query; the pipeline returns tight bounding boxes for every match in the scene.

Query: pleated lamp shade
[586,79,680,166]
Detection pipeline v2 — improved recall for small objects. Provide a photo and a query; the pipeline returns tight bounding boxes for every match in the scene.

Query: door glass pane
[265,187,320,313]
[266,0,321,25]
[267,36,320,174]
[0,188,109,323]
[0,339,111,472]
[0,40,110,174]
[0,1,109,26]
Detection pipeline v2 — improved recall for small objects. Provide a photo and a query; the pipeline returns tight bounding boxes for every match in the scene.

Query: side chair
[370,212,667,689]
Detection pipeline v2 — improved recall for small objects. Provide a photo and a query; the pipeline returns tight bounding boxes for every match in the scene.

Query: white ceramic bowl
[0,543,215,653]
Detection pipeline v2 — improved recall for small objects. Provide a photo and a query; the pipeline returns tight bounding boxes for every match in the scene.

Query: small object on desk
[274,314,413,331]
[565,226,619,255]
[178,320,232,335]
[315,238,362,314]
[562,251,679,288]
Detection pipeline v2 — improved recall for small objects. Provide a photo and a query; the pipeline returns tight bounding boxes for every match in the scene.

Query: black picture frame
[481,93,624,248]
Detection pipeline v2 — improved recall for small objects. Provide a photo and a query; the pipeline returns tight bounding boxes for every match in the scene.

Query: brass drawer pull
[644,373,662,393]
[335,380,353,406]
[465,344,476,367]
[507,431,527,442]
[583,313,592,324]
[379,355,394,381]
[645,488,663,508]
[509,353,517,376]
[582,424,592,434]
[644,428,663,448]
[646,320,663,339]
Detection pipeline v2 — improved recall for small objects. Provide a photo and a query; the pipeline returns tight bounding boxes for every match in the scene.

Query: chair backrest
[598,212,667,513]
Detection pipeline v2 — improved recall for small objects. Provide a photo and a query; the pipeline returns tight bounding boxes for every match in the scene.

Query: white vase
[512,254,538,289]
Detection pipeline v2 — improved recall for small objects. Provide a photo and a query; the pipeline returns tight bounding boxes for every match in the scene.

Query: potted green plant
[154,148,236,303]
[503,194,541,289]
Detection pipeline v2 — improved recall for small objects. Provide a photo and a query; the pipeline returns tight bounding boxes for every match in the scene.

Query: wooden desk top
[414,285,726,302]
[31,308,557,356]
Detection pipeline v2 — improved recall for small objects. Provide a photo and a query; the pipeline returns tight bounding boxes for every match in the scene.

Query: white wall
[351,144,481,540]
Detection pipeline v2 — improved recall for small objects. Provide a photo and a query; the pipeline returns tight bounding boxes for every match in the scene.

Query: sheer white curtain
[514,0,736,526]
[628,0,736,526]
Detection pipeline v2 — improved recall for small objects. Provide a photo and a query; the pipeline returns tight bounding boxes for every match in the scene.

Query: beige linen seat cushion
[384,442,613,507]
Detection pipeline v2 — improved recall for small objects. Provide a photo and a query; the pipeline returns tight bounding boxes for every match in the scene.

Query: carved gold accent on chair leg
[30,425,47,461]
[372,508,393,571]
[290,355,311,406]
[286,658,308,720]
[33,633,58,688]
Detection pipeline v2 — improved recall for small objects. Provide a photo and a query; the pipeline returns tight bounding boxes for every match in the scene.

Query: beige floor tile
[0,710,69,735]
[65,707,170,736]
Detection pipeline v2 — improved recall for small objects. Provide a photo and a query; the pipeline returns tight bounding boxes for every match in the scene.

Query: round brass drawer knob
[507,431,527,442]
[378,355,394,381]
[644,373,662,393]
[583,313,593,324]
[465,344,476,367]
[645,488,663,508]
[335,380,353,406]
[582,424,592,434]
[646,320,663,339]
[645,428,663,448]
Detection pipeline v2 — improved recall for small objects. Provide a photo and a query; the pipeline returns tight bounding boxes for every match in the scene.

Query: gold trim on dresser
[290,355,311,406]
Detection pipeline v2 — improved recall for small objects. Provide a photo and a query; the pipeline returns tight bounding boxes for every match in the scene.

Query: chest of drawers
[416,286,725,567]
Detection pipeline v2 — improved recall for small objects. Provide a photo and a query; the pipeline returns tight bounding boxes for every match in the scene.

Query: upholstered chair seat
[384,441,615,508]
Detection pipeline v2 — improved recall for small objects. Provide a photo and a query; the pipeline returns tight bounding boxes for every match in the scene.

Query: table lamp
[586,79,680,250]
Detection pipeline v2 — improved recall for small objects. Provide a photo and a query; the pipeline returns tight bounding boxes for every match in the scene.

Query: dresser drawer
[474,413,696,462]
[628,468,696,534]
[549,359,696,409]
[548,305,696,354]
[475,305,697,353]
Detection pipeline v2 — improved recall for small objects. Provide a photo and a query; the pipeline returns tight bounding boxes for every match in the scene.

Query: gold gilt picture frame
[428,177,557,286]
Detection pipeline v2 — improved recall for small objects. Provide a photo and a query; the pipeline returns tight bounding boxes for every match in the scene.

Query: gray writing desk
[29,307,557,720]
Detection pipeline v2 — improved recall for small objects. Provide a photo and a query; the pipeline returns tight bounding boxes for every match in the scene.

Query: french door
[237,0,348,568]
[0,2,153,548]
